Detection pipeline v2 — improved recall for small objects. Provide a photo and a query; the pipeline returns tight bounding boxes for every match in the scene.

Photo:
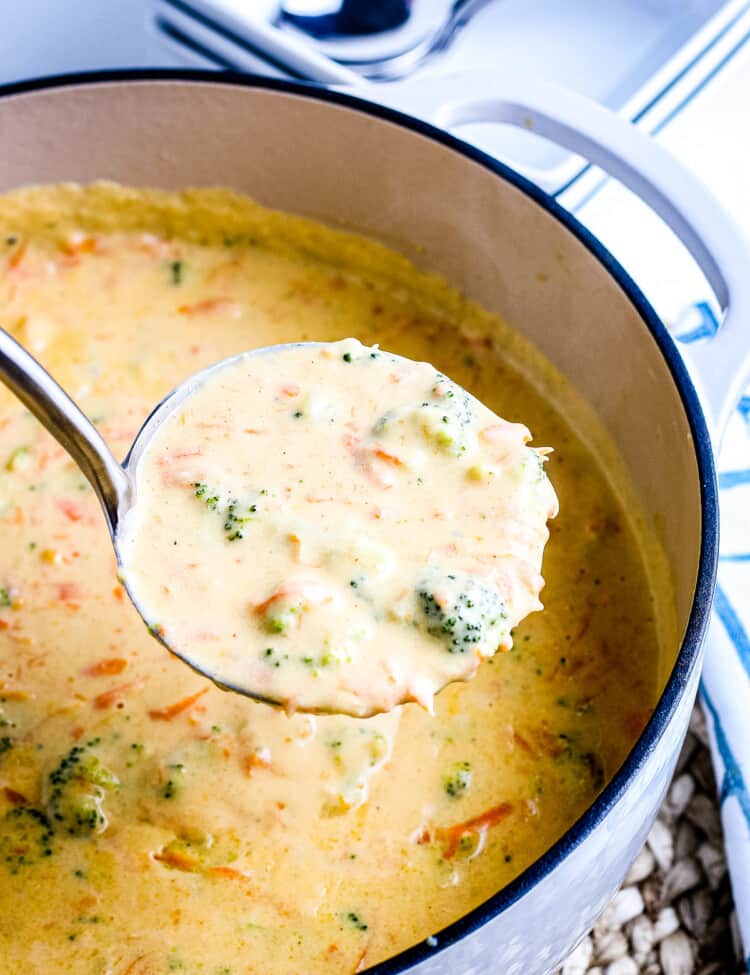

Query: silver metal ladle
[0,325,326,710]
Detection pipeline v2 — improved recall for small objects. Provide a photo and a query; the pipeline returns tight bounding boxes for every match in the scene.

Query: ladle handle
[0,327,130,534]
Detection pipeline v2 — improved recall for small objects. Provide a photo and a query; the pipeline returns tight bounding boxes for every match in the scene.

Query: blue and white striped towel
[676,305,750,970]
[702,397,750,971]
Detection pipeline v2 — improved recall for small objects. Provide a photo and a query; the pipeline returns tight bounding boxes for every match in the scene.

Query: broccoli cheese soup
[0,184,671,975]
[118,338,558,716]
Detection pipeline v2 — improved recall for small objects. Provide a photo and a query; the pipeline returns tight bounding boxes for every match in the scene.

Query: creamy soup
[118,338,557,716]
[0,184,670,975]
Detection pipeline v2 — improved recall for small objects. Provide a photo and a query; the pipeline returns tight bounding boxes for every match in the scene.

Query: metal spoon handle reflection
[0,326,130,535]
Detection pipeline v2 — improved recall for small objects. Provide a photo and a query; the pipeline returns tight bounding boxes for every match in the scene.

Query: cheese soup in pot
[0,184,672,975]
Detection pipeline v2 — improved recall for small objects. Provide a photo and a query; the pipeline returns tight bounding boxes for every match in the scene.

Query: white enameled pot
[0,70,748,975]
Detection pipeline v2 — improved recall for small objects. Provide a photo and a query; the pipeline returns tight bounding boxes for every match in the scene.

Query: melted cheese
[0,184,669,975]
[118,338,557,716]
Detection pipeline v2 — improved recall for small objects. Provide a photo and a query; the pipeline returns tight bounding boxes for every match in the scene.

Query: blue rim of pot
[0,68,720,975]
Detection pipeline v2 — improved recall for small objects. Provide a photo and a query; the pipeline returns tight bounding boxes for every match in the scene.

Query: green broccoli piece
[430,375,474,427]
[46,742,118,836]
[416,570,508,654]
[161,763,186,800]
[443,761,472,798]
[0,807,54,872]
[192,484,258,540]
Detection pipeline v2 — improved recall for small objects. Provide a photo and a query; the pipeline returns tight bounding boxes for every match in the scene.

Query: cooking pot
[0,69,747,975]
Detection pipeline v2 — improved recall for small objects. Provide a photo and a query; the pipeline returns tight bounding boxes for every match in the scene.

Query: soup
[118,337,557,716]
[0,184,670,974]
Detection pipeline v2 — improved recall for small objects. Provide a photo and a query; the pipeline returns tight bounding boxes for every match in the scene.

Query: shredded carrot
[58,235,98,256]
[253,591,284,617]
[82,657,128,678]
[56,498,84,522]
[112,585,124,601]
[575,612,594,641]
[153,849,201,872]
[512,730,537,757]
[3,787,28,806]
[243,752,272,777]
[93,679,145,710]
[437,802,513,859]
[56,581,81,602]
[148,687,208,721]
[7,240,27,269]
[281,384,300,397]
[178,297,233,315]
[374,446,404,467]
[169,448,203,460]
[122,958,150,975]
[76,894,98,913]
[288,533,303,561]
[207,865,252,883]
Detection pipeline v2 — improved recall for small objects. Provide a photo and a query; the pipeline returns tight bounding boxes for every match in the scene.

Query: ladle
[0,326,331,710]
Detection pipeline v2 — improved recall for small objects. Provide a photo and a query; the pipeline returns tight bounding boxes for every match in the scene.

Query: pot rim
[0,68,720,974]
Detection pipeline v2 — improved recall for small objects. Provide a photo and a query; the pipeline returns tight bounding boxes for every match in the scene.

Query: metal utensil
[0,326,317,707]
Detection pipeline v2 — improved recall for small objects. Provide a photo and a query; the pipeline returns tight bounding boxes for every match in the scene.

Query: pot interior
[0,77,703,680]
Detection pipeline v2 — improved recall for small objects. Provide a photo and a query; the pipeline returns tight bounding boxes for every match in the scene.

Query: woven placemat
[555,705,745,975]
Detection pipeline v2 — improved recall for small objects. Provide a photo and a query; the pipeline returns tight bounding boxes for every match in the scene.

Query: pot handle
[372,71,750,440]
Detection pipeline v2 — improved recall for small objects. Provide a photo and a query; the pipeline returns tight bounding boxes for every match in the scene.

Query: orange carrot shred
[243,752,272,777]
[148,687,208,721]
[82,657,128,678]
[178,297,232,315]
[437,802,513,859]
[8,240,27,269]
[56,581,81,602]
[374,447,404,467]
[154,849,201,872]
[3,787,28,806]
[93,679,145,710]
[58,236,98,256]
[56,498,84,522]
[208,865,252,883]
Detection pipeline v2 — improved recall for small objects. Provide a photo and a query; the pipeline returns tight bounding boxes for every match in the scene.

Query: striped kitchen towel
[677,304,750,971]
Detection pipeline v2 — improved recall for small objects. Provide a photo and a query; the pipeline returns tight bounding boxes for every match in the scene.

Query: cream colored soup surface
[0,185,667,975]
[118,338,557,716]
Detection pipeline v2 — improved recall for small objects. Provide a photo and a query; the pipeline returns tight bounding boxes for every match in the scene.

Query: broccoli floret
[415,404,469,455]
[443,761,472,798]
[372,374,474,454]
[0,807,54,872]
[522,449,547,483]
[416,570,508,654]
[430,375,474,427]
[46,742,118,836]
[160,763,186,800]
[192,483,259,541]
